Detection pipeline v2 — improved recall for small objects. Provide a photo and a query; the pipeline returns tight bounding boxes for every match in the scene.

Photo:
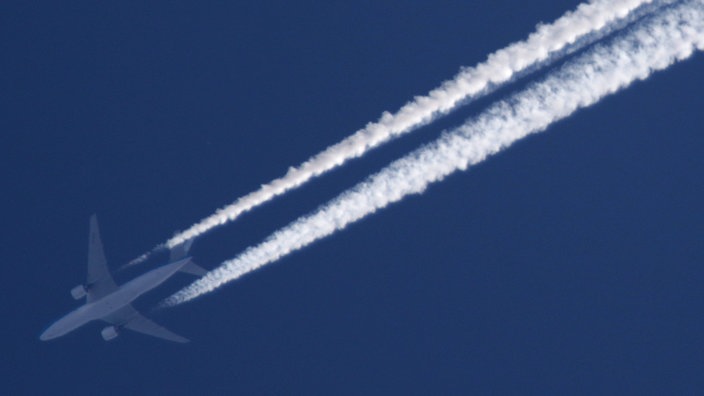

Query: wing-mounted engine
[101,326,119,341]
[70,284,88,300]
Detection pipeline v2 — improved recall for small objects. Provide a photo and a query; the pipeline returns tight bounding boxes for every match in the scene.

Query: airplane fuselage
[40,258,192,341]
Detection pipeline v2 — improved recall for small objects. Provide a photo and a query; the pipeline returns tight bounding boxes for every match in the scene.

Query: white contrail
[127,0,657,267]
[164,0,704,306]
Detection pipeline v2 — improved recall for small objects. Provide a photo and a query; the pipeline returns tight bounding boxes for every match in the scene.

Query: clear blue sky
[3,1,704,394]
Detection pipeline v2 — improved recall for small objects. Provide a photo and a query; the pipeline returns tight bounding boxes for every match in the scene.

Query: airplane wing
[103,305,189,343]
[86,214,118,302]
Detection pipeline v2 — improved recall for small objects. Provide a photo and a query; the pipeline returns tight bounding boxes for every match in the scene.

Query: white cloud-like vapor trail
[164,0,704,306]
[128,0,656,267]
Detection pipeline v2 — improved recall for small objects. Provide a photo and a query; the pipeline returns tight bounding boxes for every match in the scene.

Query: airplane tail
[170,237,207,276]
[169,237,194,262]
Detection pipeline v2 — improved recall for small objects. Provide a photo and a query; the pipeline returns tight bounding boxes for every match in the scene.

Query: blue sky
[3,1,704,394]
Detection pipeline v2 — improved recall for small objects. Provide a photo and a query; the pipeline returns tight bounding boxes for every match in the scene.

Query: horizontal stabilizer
[180,261,207,277]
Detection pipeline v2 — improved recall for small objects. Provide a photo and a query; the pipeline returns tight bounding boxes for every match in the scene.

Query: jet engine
[101,326,119,341]
[70,285,87,300]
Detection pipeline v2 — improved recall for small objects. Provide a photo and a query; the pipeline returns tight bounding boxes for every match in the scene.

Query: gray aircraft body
[40,215,205,343]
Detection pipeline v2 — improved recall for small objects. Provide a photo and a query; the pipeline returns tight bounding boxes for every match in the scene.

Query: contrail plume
[164,0,704,306]
[127,0,657,267]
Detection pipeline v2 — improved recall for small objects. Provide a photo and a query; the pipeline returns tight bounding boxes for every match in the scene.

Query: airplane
[40,214,206,343]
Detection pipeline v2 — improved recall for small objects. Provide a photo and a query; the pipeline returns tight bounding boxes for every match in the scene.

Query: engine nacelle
[70,285,87,300]
[101,326,119,341]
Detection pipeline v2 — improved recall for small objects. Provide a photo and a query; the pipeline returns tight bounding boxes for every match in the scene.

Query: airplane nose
[39,324,58,341]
